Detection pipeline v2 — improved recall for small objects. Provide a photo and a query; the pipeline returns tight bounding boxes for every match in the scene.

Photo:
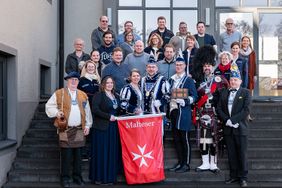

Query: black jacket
[92,92,120,131]
[217,87,251,136]
[65,51,90,74]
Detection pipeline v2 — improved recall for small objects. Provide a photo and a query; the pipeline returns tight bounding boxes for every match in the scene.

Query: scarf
[240,46,252,56]
[218,63,231,73]
[84,73,100,83]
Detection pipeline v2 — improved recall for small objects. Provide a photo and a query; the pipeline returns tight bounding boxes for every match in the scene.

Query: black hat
[147,55,157,64]
[176,57,185,63]
[64,71,80,80]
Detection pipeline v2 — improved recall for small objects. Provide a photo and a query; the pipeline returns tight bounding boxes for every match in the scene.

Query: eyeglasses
[226,23,234,25]
[101,20,108,23]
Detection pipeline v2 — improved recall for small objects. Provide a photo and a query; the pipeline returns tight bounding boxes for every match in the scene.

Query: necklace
[105,91,118,109]
[143,75,159,97]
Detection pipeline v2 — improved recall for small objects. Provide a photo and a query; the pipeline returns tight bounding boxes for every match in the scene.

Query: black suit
[217,87,251,181]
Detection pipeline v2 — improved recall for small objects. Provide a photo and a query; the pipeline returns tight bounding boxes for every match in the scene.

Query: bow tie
[229,88,237,92]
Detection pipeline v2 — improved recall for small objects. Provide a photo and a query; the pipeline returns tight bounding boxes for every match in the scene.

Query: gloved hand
[232,123,239,128]
[226,119,233,127]
[226,119,239,128]
[153,100,161,108]
[175,99,185,107]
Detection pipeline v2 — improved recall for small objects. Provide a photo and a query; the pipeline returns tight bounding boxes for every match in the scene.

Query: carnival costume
[141,72,170,114]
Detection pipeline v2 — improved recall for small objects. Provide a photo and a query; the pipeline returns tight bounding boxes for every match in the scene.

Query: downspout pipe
[59,0,64,88]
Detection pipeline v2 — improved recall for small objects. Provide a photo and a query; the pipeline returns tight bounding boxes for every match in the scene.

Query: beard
[204,69,212,76]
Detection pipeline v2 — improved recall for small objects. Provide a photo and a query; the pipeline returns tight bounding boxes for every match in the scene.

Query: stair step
[25,129,57,138]
[7,169,282,183]
[164,137,282,148]
[4,181,282,188]
[249,120,281,128]
[33,112,49,120]
[22,137,58,147]
[13,154,282,171]
[164,129,282,139]
[30,122,55,129]
[164,147,282,159]
[251,103,282,113]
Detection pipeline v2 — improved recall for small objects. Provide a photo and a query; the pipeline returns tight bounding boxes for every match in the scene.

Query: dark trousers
[225,134,248,180]
[171,109,191,165]
[61,147,82,181]
[200,144,216,155]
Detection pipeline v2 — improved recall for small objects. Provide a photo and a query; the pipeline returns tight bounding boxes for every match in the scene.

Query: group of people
[45,15,254,188]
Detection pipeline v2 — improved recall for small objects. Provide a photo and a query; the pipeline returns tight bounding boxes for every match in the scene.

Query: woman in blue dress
[89,76,121,185]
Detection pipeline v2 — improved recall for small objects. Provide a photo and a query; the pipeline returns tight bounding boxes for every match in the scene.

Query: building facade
[0,0,58,185]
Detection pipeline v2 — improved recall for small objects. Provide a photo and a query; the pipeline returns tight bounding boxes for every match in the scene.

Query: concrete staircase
[3,102,282,188]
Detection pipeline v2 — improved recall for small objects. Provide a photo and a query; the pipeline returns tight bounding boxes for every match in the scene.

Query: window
[145,0,170,7]
[118,0,199,43]
[271,0,282,6]
[119,0,142,6]
[216,0,239,7]
[173,0,197,7]
[173,10,198,34]
[145,10,171,40]
[243,0,268,6]
[118,10,143,38]
[0,56,7,141]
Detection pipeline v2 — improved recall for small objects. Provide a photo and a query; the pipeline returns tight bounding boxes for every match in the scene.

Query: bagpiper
[192,46,229,173]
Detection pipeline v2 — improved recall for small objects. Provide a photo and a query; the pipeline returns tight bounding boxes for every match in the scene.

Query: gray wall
[64,0,103,65]
[0,0,58,186]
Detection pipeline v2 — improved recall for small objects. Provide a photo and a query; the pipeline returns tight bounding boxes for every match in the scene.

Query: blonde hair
[147,33,163,48]
[80,60,101,83]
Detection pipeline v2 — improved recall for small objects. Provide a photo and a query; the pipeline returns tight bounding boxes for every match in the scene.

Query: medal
[215,76,221,82]
[146,91,150,97]
[112,99,118,109]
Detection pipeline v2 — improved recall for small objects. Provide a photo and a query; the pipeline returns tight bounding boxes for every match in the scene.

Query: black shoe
[240,180,248,187]
[209,168,220,174]
[175,164,190,173]
[168,163,181,172]
[225,178,239,184]
[73,178,85,186]
[61,180,70,188]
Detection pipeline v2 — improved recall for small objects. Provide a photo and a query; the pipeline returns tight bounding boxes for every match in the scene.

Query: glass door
[258,12,282,98]
[217,12,254,38]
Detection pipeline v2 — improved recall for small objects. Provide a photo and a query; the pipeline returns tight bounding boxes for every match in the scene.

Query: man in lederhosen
[46,71,92,188]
